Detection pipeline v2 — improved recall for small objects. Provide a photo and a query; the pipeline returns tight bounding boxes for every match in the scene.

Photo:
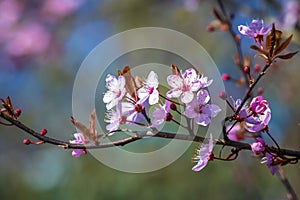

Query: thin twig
[216,0,249,86]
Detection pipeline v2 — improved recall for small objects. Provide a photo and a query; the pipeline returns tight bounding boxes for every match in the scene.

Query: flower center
[148,87,154,94]
[134,104,143,113]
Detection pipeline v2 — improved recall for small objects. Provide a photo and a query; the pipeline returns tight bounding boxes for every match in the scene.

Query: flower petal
[181,91,194,103]
[167,75,183,89]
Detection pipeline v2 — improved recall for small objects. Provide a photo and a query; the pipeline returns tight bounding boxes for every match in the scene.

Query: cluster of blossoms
[192,95,274,173]
[70,67,221,163]
[226,96,276,175]
[191,19,279,174]
[102,67,221,131]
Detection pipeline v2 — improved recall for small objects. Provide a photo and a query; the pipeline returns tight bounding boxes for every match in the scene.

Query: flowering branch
[1,109,299,159]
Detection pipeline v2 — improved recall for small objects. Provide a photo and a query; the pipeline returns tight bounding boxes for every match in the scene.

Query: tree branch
[1,111,300,159]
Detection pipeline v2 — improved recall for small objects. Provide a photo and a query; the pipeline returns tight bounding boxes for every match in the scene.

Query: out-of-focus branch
[277,167,299,200]
[216,0,249,86]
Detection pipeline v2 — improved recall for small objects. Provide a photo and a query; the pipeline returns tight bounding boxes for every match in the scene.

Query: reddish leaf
[71,109,98,141]
[275,51,298,60]
[171,64,180,75]
[274,34,293,56]
[266,24,282,57]
[118,66,137,101]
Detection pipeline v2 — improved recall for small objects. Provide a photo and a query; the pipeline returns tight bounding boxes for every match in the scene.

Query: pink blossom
[137,71,159,105]
[238,19,272,38]
[245,107,271,133]
[69,133,88,157]
[280,0,300,28]
[231,97,248,119]
[192,133,214,172]
[231,96,271,133]
[251,137,266,154]
[105,103,126,133]
[250,96,268,114]
[0,0,21,32]
[167,68,209,104]
[226,124,245,141]
[42,0,83,18]
[238,19,272,47]
[4,22,51,57]
[103,74,126,110]
[184,90,221,126]
[151,101,172,127]
[122,97,148,124]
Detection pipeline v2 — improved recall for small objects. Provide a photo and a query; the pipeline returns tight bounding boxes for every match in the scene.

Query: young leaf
[243,54,251,67]
[1,96,16,119]
[135,76,143,89]
[265,24,275,53]
[274,34,293,56]
[266,24,282,57]
[171,64,180,75]
[275,51,298,60]
[71,109,98,141]
[118,66,138,101]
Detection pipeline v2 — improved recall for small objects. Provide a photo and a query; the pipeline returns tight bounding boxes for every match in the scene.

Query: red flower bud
[40,128,47,136]
[23,139,31,145]
[165,113,173,121]
[221,73,230,81]
[170,103,177,111]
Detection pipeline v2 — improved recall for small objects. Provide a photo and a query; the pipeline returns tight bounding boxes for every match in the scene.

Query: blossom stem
[159,94,184,106]
[235,61,271,115]
[185,117,194,136]
[126,120,149,127]
[265,128,281,153]
[171,118,188,130]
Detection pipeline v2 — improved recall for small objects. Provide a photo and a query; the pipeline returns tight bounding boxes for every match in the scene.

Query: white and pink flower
[103,74,126,110]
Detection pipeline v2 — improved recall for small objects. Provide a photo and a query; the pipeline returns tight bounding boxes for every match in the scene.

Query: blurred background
[0,0,299,199]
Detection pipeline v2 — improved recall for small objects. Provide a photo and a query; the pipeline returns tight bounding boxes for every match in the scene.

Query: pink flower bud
[219,91,227,100]
[257,87,264,95]
[250,96,269,114]
[206,25,215,32]
[254,64,261,73]
[14,109,21,117]
[221,73,230,81]
[244,66,250,74]
[23,139,31,145]
[251,137,265,154]
[40,128,47,136]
